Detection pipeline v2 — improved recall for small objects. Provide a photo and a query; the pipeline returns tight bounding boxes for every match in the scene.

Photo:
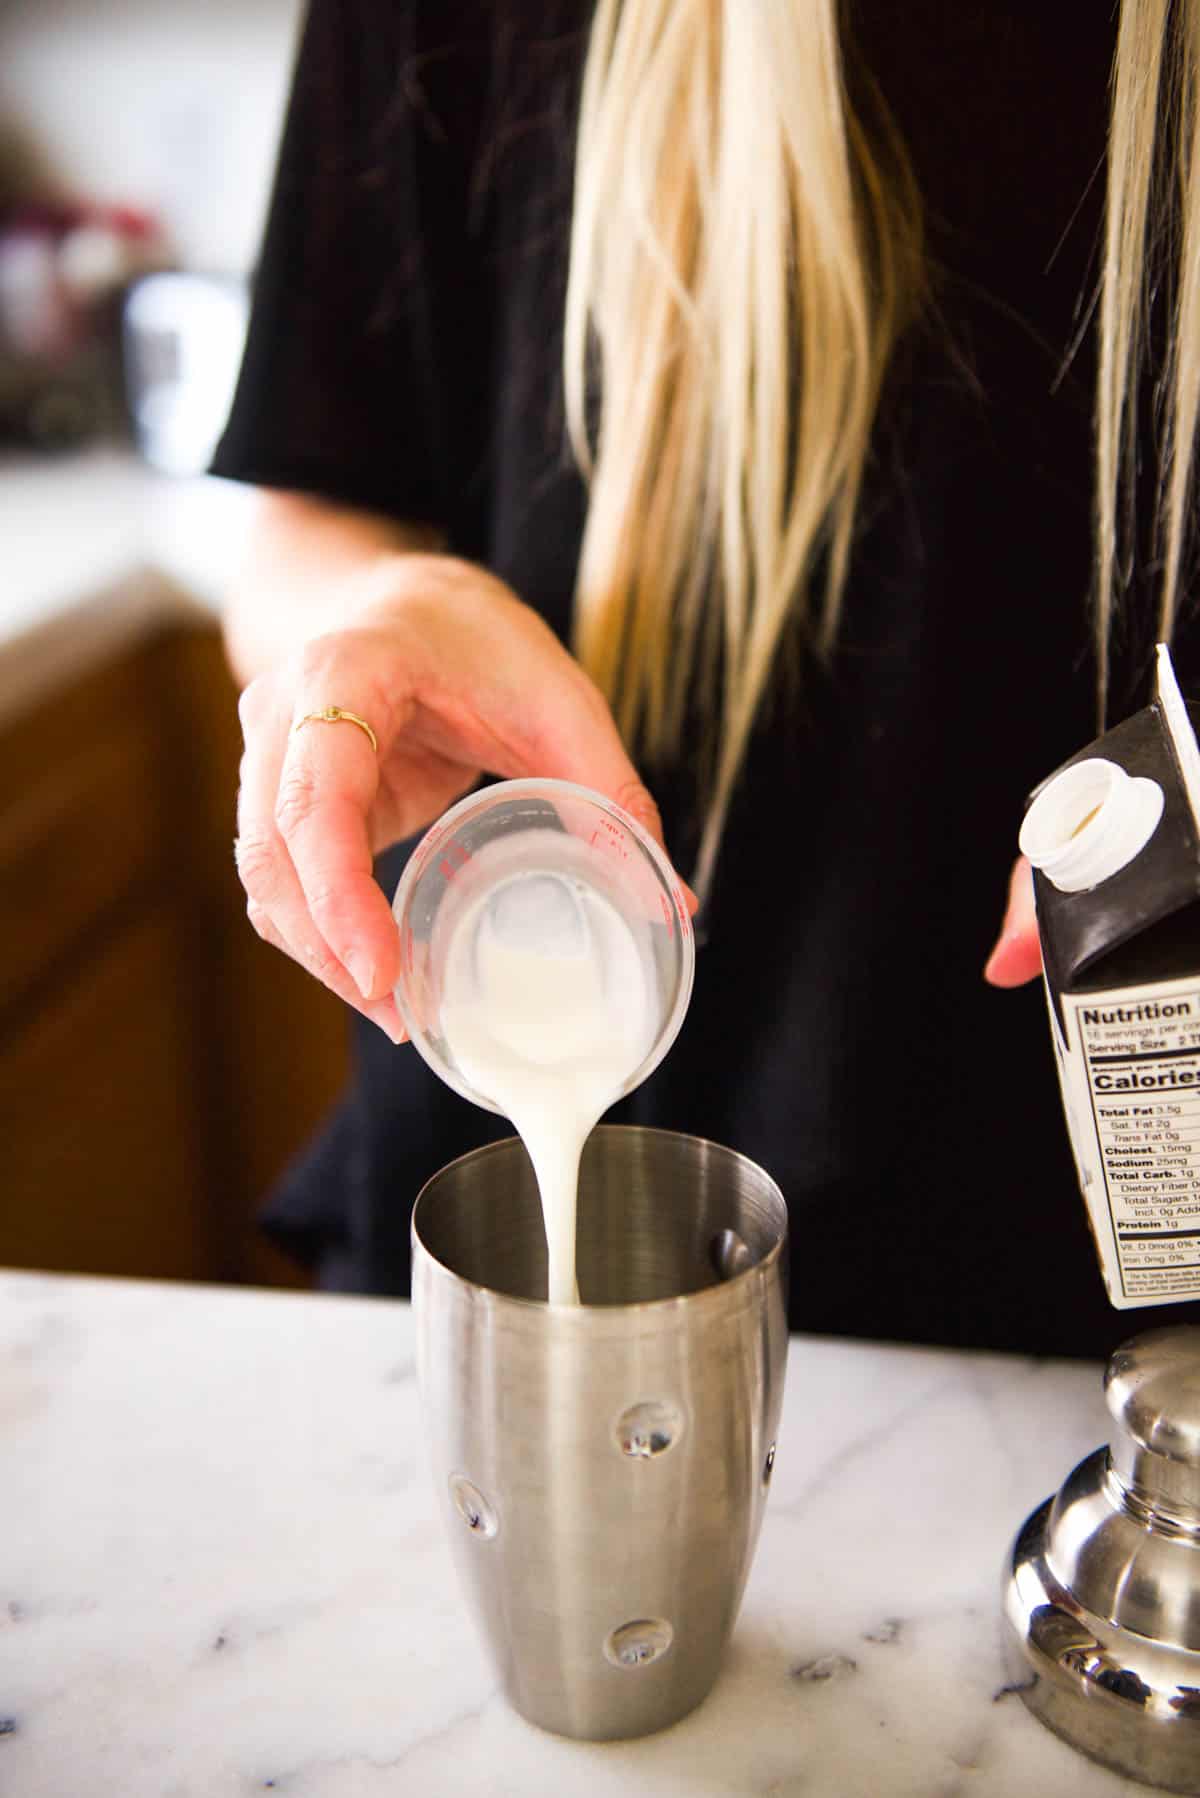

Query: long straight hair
[564,0,1197,898]
[1098,0,1200,698]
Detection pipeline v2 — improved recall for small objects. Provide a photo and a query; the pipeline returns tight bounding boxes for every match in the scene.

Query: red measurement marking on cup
[658,891,675,936]
[590,818,630,861]
[404,922,415,975]
[439,842,471,882]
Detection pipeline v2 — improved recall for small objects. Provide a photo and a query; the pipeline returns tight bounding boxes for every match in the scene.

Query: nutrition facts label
[1070,988,1200,1302]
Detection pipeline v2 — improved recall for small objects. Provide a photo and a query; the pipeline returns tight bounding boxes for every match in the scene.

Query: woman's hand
[983,854,1043,987]
[233,552,671,1041]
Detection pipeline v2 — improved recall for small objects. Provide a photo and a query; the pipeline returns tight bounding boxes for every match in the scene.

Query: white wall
[0,0,304,274]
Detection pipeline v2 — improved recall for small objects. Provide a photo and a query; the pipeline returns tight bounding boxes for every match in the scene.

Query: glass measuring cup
[391,779,695,1114]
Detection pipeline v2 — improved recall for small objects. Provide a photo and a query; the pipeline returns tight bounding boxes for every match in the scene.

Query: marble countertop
[0,446,253,726]
[0,1269,1153,1798]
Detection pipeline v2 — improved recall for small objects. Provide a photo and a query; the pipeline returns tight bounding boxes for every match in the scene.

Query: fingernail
[345,949,375,1000]
[372,1009,407,1046]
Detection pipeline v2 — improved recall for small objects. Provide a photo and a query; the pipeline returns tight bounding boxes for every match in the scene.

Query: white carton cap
[1019,756,1164,893]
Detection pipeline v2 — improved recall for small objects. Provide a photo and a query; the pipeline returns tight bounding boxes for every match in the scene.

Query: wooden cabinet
[0,612,349,1286]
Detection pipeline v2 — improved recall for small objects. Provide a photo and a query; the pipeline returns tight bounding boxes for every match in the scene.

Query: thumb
[606,779,702,920]
[532,693,700,914]
[984,854,1043,987]
[572,768,702,919]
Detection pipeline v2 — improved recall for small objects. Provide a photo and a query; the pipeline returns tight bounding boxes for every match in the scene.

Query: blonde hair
[565,0,1200,897]
[1099,0,1200,700]
[564,0,921,899]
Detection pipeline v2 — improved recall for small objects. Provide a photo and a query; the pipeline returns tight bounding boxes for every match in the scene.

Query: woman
[216,0,1199,1353]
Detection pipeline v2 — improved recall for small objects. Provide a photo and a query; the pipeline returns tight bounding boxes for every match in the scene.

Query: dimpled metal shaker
[412,1125,789,1740]
[1003,1327,1200,1793]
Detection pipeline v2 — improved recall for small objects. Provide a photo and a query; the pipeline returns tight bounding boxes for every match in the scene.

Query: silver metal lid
[1107,1328,1200,1523]
[1002,1326,1200,1794]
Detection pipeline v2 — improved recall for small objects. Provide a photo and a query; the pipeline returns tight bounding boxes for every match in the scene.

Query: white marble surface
[0,1270,1154,1797]
[0,445,252,724]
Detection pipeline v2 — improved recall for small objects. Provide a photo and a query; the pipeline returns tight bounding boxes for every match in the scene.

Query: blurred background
[0,0,349,1290]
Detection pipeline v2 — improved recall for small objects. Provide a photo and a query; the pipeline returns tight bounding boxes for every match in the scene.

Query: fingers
[268,635,409,1001]
[235,673,405,1040]
[518,674,699,906]
[363,562,698,896]
[275,738,399,1005]
[542,694,668,845]
[245,896,407,1043]
[983,854,1044,988]
[234,558,700,1033]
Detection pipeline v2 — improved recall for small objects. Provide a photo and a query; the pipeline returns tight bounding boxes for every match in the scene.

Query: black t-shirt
[213,0,1200,1355]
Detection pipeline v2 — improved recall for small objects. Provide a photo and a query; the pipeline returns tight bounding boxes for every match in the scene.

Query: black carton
[1024,647,1200,1309]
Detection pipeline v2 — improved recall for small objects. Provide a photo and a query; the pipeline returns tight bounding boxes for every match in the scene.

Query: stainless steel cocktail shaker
[412,1125,789,1740]
[1003,1326,1200,1793]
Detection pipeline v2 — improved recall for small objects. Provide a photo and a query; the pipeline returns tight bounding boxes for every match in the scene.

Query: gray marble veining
[0,1271,1151,1796]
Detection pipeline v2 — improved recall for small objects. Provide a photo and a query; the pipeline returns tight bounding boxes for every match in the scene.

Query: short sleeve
[210,0,493,535]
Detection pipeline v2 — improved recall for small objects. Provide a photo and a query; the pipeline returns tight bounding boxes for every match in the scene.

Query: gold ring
[293,706,378,755]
